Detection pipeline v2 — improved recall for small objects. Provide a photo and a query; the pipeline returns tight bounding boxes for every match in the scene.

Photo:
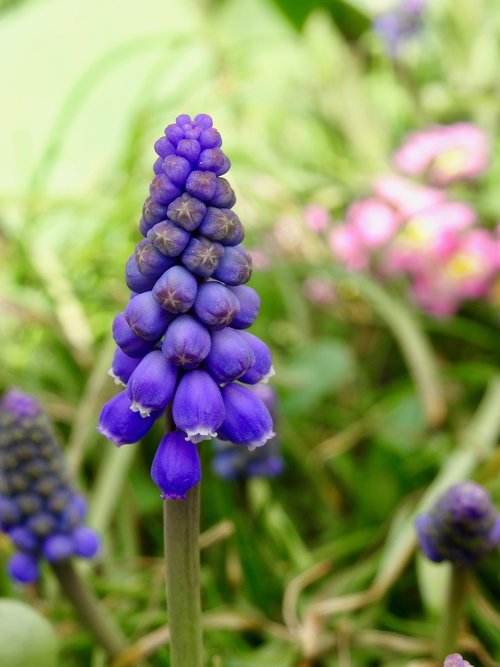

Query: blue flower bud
[152,265,198,313]
[134,239,176,278]
[42,534,74,563]
[147,220,190,257]
[204,328,255,385]
[125,291,172,341]
[125,254,158,293]
[218,383,274,450]
[150,174,182,205]
[199,127,222,149]
[193,281,240,330]
[140,196,170,236]
[215,154,231,177]
[151,431,201,500]
[9,526,38,551]
[112,312,157,358]
[72,526,100,558]
[126,350,178,417]
[181,236,224,278]
[213,244,252,285]
[185,170,217,201]
[167,193,206,231]
[176,139,201,164]
[108,347,142,386]
[198,208,244,246]
[208,177,236,208]
[165,123,185,146]
[237,332,274,384]
[153,157,164,175]
[8,552,39,584]
[229,286,261,329]
[97,391,158,446]
[154,136,176,158]
[163,155,192,186]
[198,148,226,172]
[172,370,225,443]
[162,315,211,369]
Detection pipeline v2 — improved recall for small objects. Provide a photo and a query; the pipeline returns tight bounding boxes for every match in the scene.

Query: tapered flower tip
[213,244,252,285]
[162,315,211,369]
[218,383,274,450]
[127,350,178,417]
[152,265,198,314]
[42,535,74,563]
[112,311,156,358]
[205,328,255,385]
[151,431,201,500]
[1,388,41,419]
[193,281,240,330]
[237,332,274,384]
[444,654,473,667]
[8,552,39,584]
[172,370,225,443]
[229,285,261,329]
[125,291,172,341]
[72,526,100,558]
[97,391,158,446]
[108,347,142,386]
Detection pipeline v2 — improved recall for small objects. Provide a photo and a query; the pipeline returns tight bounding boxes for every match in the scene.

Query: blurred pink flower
[303,276,337,306]
[249,247,271,269]
[304,203,331,233]
[393,123,489,185]
[346,198,401,248]
[329,224,368,270]
[373,174,445,217]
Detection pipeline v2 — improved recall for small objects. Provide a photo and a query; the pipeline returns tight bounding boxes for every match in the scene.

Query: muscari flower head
[98,114,275,500]
[444,654,474,667]
[0,389,100,584]
[416,481,500,566]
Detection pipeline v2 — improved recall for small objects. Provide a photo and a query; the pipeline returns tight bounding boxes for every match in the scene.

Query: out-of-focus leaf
[269,0,370,38]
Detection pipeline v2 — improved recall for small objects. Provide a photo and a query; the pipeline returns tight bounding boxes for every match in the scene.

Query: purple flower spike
[167,193,207,232]
[152,265,198,313]
[205,328,255,385]
[208,177,236,208]
[108,347,142,386]
[112,312,157,358]
[42,534,74,562]
[181,236,224,277]
[162,315,211,369]
[172,370,225,443]
[163,155,192,186]
[218,383,275,450]
[125,254,158,293]
[134,239,176,278]
[151,431,201,500]
[237,332,275,384]
[150,174,182,205]
[72,526,100,558]
[125,291,172,341]
[126,350,178,417]
[193,281,240,330]
[8,552,40,584]
[229,286,261,329]
[198,208,244,245]
[147,220,190,257]
[97,391,158,446]
[185,170,217,201]
[213,244,252,285]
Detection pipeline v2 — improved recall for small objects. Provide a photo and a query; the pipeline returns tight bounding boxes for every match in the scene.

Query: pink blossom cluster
[310,123,499,317]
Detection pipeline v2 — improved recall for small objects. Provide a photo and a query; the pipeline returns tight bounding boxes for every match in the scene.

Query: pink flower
[394,123,489,185]
[373,174,445,217]
[304,204,331,233]
[346,198,401,248]
[303,276,337,306]
[329,224,368,270]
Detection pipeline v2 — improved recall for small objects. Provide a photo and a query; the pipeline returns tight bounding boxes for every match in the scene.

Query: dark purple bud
[198,207,244,245]
[165,123,185,146]
[153,157,164,175]
[162,315,211,369]
[163,155,192,186]
[147,220,190,257]
[237,332,274,384]
[215,154,231,176]
[126,350,178,417]
[142,196,170,230]
[154,136,176,158]
[125,291,171,341]
[72,526,100,558]
[108,347,142,386]
[8,553,39,584]
[172,370,225,443]
[205,328,255,385]
[125,254,158,293]
[135,239,176,278]
[152,265,198,313]
[151,431,201,500]
[198,148,226,172]
[150,174,182,205]
[42,534,74,562]
[167,193,206,231]
[218,383,275,449]
[199,127,222,149]
[9,527,37,551]
[208,177,236,208]
[112,311,157,357]
[229,285,261,329]
[176,139,201,164]
[194,113,213,129]
[213,244,252,285]
[185,170,217,201]
[97,391,158,446]
[181,236,224,278]
[193,281,240,329]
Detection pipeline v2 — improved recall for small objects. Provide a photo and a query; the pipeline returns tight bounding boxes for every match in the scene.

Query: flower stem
[164,482,203,667]
[437,563,468,659]
[51,559,127,658]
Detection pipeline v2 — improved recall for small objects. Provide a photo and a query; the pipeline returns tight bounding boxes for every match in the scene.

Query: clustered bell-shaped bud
[416,481,500,566]
[0,389,100,584]
[98,114,275,500]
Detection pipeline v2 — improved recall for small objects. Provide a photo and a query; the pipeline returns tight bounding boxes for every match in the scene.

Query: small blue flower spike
[0,389,100,584]
[98,114,275,499]
[415,481,500,566]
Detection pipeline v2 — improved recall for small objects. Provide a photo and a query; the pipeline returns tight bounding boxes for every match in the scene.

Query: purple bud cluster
[444,655,473,667]
[0,389,100,583]
[416,481,500,566]
[98,114,275,500]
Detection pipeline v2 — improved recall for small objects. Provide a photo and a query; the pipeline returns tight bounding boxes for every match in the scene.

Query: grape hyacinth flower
[0,389,100,583]
[98,114,275,505]
[444,655,474,667]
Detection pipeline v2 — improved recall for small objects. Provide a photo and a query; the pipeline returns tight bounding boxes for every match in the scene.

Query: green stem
[51,559,127,659]
[437,563,468,659]
[164,483,203,667]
